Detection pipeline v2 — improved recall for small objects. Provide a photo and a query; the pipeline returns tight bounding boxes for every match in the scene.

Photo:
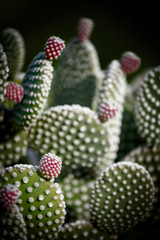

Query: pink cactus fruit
[1,184,20,209]
[5,81,24,103]
[120,51,141,74]
[77,17,94,42]
[98,100,118,123]
[44,36,65,61]
[40,153,62,180]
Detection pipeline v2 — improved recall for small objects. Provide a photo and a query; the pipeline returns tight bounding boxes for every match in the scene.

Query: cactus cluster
[0,17,160,239]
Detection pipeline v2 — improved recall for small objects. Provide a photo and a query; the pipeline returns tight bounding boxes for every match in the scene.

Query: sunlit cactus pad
[0,162,66,239]
[135,66,160,146]
[28,104,109,171]
[57,220,112,240]
[90,161,155,235]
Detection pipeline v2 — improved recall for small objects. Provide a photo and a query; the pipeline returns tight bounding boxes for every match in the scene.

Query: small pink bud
[77,18,94,42]
[120,51,141,74]
[40,153,62,180]
[45,36,65,61]
[98,100,118,123]
[5,81,24,103]
[1,184,20,209]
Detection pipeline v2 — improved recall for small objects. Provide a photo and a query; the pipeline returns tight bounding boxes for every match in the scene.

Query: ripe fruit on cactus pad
[5,81,24,103]
[45,36,65,60]
[1,184,20,209]
[40,153,62,180]
[77,17,94,42]
[120,51,141,74]
[98,100,118,123]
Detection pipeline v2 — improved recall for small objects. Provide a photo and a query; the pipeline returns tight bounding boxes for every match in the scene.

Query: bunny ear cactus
[57,220,112,240]
[90,161,155,235]
[122,145,160,222]
[28,104,110,175]
[0,152,66,240]
[52,17,103,109]
[0,28,25,80]
[135,66,160,146]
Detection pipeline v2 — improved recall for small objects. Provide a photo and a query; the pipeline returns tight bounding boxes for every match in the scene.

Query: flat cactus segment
[28,104,109,171]
[12,52,54,130]
[57,220,112,240]
[59,173,94,220]
[0,28,25,79]
[53,38,103,109]
[0,44,9,103]
[135,66,160,146]
[0,205,27,240]
[0,130,28,167]
[122,145,160,222]
[0,163,66,239]
[90,161,155,235]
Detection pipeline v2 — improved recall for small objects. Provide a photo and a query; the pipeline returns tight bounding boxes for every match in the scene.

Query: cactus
[90,161,155,235]
[0,152,66,240]
[0,27,65,167]
[135,66,160,146]
[57,220,112,240]
[52,17,103,109]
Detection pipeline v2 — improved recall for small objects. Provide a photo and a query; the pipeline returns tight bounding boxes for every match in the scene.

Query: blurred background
[0,0,159,76]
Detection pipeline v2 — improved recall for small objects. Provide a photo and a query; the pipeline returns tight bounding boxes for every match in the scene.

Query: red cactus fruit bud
[40,153,62,180]
[98,100,118,123]
[5,81,24,103]
[45,36,65,61]
[78,17,94,42]
[1,184,20,209]
[120,51,141,74]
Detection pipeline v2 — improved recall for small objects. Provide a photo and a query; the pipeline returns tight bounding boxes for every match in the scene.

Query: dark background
[0,0,159,76]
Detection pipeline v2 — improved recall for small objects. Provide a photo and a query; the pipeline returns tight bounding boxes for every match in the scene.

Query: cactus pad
[90,161,155,235]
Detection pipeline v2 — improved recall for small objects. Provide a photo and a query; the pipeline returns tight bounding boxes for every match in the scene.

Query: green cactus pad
[28,104,109,172]
[0,28,25,79]
[0,130,28,167]
[90,161,155,235]
[53,38,103,109]
[59,173,94,220]
[0,44,9,103]
[135,66,160,146]
[122,145,160,222]
[0,205,27,240]
[12,52,53,130]
[57,220,112,240]
[0,163,66,239]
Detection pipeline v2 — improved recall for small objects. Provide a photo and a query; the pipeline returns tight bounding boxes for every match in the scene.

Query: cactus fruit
[90,161,155,235]
[45,36,65,61]
[120,51,141,74]
[28,104,110,174]
[52,18,102,109]
[0,152,66,240]
[122,145,160,222]
[1,184,21,209]
[98,100,118,123]
[0,28,25,79]
[5,81,24,103]
[57,220,112,240]
[135,66,160,146]
[77,18,94,42]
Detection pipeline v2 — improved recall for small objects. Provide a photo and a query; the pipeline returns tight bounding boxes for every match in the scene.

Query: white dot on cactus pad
[1,184,20,209]
[40,153,62,180]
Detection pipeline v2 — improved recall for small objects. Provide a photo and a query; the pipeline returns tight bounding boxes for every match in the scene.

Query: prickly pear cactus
[0,28,25,79]
[53,18,103,109]
[57,220,112,240]
[28,104,110,174]
[135,66,160,146]
[0,152,66,240]
[122,145,160,222]
[90,161,155,235]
